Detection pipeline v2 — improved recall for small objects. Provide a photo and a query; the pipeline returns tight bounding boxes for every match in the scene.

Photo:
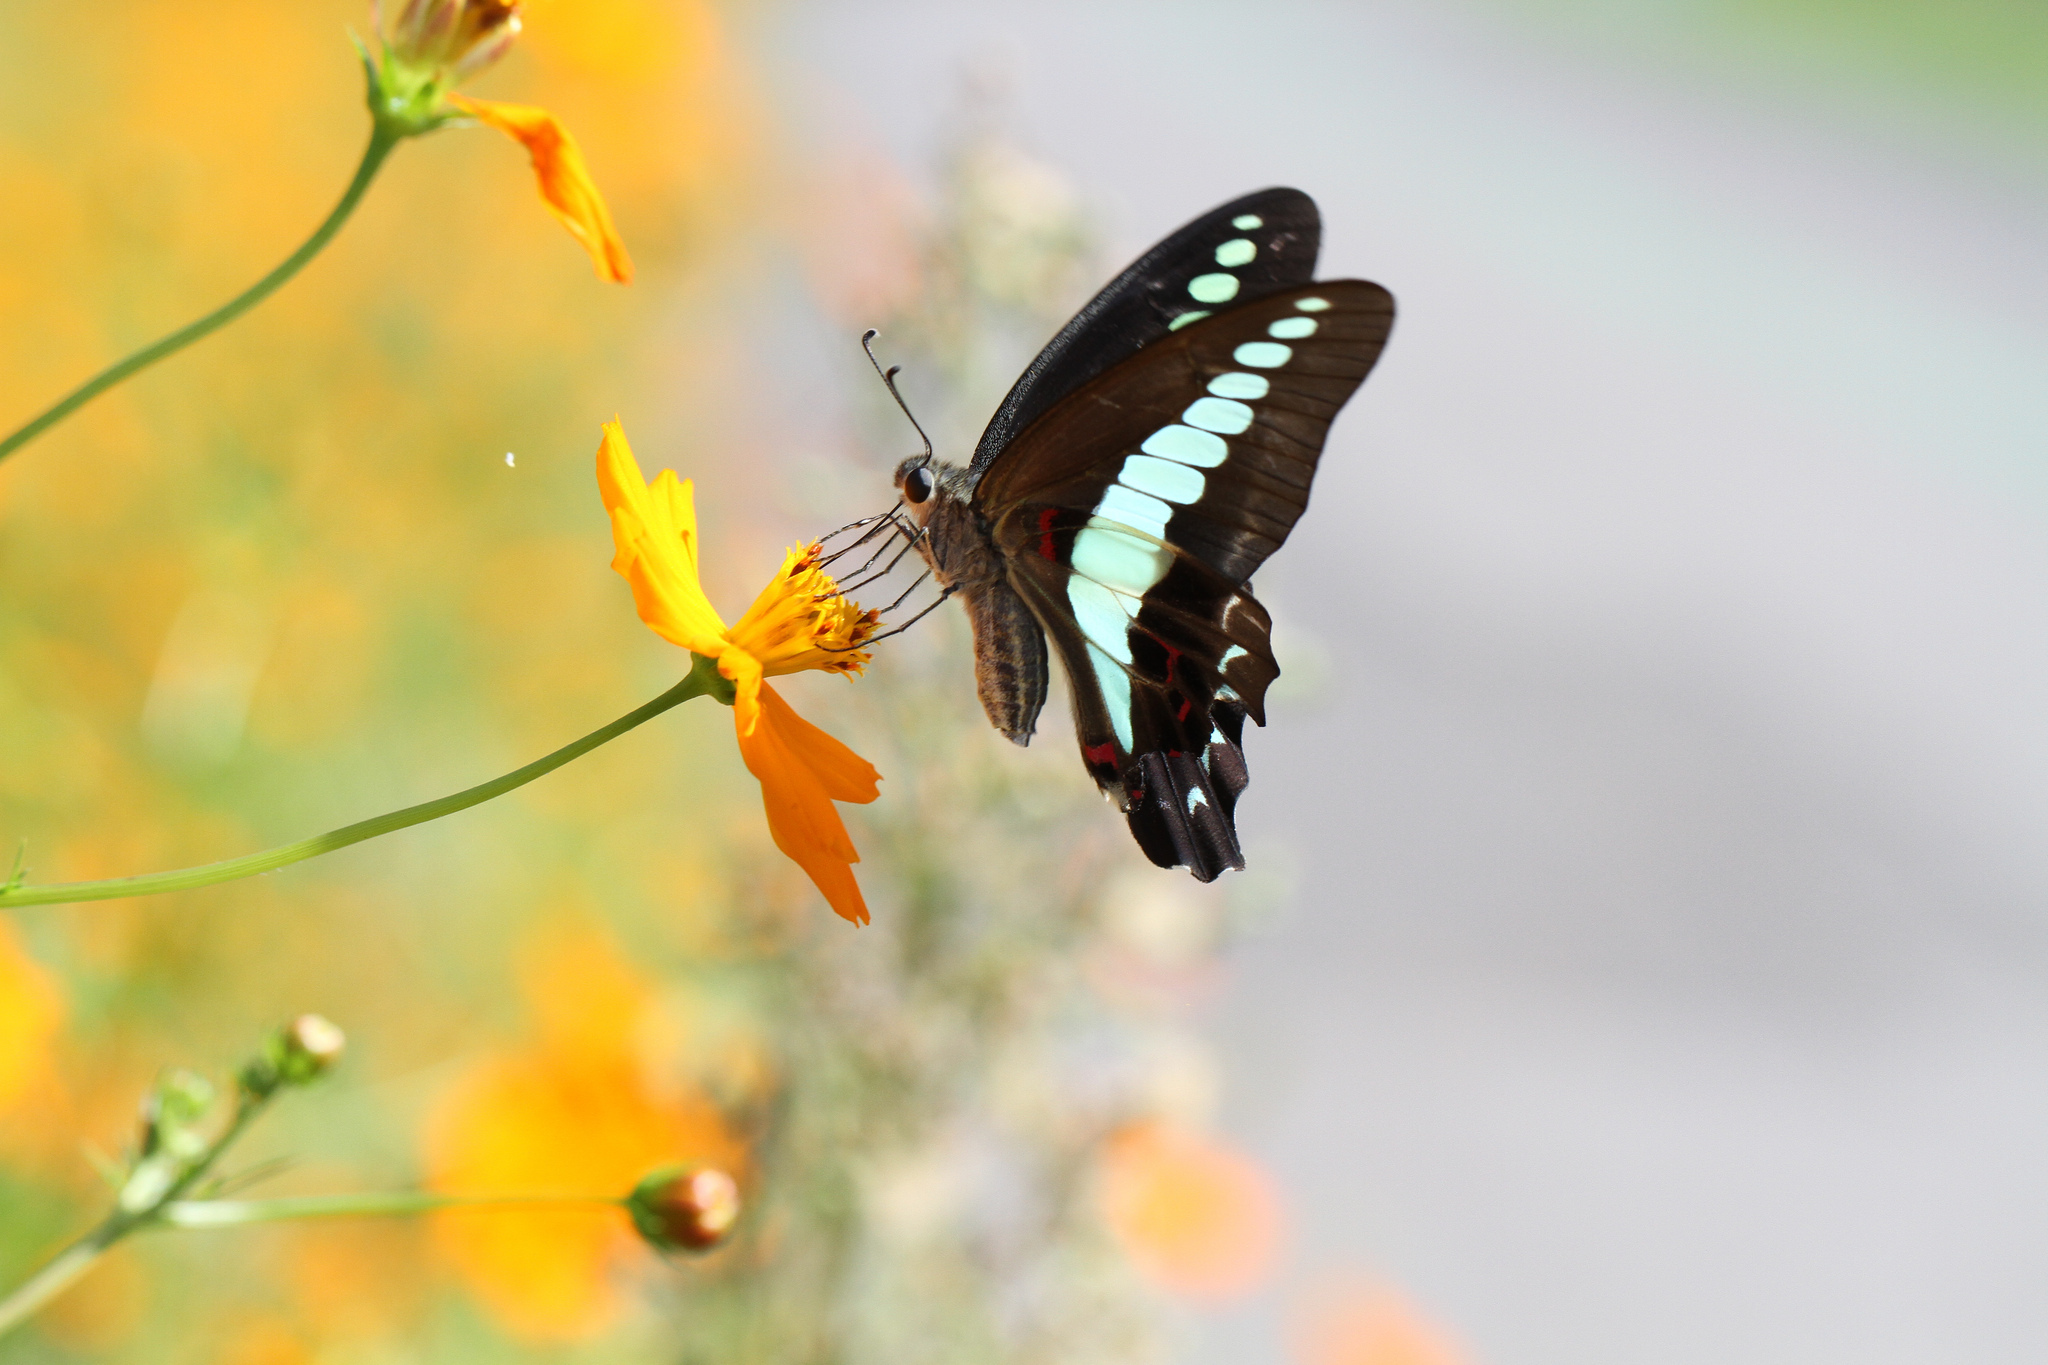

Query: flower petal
[734,683,877,925]
[596,422,727,655]
[754,687,880,804]
[455,97,634,284]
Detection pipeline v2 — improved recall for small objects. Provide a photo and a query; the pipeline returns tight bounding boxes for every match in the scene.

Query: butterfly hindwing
[1001,548,1258,879]
[967,188,1322,485]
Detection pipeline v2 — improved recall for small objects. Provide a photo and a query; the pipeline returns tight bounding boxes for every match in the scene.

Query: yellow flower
[367,1,634,283]
[597,420,883,924]
[0,921,64,1115]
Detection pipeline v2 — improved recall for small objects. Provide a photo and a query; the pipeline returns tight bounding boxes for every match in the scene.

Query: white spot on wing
[1232,341,1292,369]
[1168,310,1210,331]
[1207,372,1269,400]
[1188,273,1240,304]
[1088,643,1136,751]
[1231,213,1263,229]
[1214,238,1256,267]
[1118,454,1205,505]
[1295,296,1331,312]
[1268,316,1318,339]
[1142,425,1228,467]
[1186,786,1209,813]
[1067,575,1136,661]
[1094,482,1172,538]
[1072,523,1170,593]
[1182,396,1255,435]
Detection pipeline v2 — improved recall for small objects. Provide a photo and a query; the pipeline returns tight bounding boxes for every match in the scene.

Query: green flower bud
[627,1166,742,1253]
[138,1068,215,1160]
[241,1014,346,1099]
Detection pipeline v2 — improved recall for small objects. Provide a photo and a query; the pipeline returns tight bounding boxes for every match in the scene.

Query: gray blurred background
[746,2,2048,1361]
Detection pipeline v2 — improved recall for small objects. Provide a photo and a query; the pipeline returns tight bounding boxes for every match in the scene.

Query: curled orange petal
[455,96,634,284]
[733,683,880,925]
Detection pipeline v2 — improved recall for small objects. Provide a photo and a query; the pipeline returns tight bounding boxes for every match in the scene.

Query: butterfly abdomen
[963,580,1049,745]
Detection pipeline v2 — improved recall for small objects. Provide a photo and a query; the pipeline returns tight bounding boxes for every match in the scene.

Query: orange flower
[425,925,746,1340]
[366,1,633,282]
[1097,1120,1283,1300]
[1291,1278,1473,1365]
[597,420,882,923]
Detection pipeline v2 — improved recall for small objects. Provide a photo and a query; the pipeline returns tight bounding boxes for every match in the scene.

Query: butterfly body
[895,189,1394,881]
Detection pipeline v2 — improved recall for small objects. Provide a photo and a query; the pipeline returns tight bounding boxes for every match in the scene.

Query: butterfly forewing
[967,188,1322,485]
[976,280,1395,584]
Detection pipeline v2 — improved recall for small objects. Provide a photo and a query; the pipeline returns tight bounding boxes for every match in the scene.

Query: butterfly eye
[903,465,935,505]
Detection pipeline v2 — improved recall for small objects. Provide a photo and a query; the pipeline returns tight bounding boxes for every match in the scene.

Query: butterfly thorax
[897,458,1050,746]
[898,459,1000,592]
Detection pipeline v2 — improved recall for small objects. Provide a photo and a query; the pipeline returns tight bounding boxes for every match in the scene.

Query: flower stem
[0,1089,273,1338]
[0,121,402,467]
[0,656,727,909]
[0,1220,121,1338]
[160,1191,623,1227]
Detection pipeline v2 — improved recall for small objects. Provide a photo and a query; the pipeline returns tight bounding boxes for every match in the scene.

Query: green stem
[160,1191,623,1227]
[0,657,726,909]
[0,122,401,467]
[0,1091,273,1338]
[0,1220,121,1338]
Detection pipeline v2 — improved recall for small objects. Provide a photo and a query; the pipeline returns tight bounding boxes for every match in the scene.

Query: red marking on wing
[1083,741,1118,772]
[1037,506,1058,561]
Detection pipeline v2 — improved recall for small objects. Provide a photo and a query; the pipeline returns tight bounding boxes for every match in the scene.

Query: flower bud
[241,1014,346,1098]
[138,1068,215,1159]
[281,1014,347,1081]
[627,1166,742,1253]
[364,0,523,137]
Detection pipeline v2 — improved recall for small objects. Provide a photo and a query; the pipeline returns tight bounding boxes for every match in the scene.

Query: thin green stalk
[161,1191,623,1227]
[0,1222,121,1338]
[0,122,401,466]
[0,1090,272,1337]
[0,657,726,909]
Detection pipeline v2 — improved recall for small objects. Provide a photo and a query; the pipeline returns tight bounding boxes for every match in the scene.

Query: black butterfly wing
[976,281,1395,879]
[966,188,1321,486]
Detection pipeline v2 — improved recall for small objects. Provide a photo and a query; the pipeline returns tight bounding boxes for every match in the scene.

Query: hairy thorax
[897,460,1049,745]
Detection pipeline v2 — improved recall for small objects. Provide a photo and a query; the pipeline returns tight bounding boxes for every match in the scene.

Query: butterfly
[890,187,1394,881]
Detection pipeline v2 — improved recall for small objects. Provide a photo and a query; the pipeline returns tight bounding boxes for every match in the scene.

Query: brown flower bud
[627,1166,742,1252]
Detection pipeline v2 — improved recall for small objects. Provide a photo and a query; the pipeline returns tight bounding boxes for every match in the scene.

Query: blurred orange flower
[0,920,64,1114]
[425,925,745,1341]
[1097,1119,1283,1300]
[597,419,883,924]
[1292,1278,1473,1365]
[370,0,633,282]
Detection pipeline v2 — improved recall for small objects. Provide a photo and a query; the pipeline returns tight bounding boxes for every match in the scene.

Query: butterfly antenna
[862,329,934,465]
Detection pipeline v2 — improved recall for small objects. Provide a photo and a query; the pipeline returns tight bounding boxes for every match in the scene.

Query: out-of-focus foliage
[0,4,1286,1361]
